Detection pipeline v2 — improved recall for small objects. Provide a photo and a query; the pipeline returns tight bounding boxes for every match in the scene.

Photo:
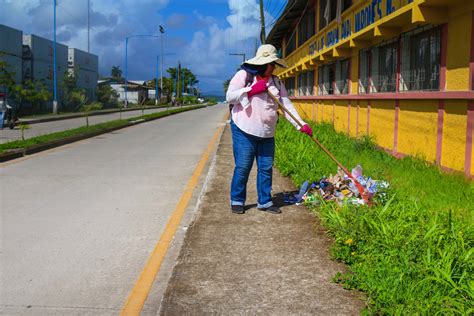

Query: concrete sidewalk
[159,122,365,314]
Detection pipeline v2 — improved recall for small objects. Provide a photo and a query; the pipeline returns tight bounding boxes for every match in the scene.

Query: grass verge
[275,119,473,315]
[0,106,205,154]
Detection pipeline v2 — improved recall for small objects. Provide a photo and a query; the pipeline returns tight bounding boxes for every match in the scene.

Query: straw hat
[244,44,287,68]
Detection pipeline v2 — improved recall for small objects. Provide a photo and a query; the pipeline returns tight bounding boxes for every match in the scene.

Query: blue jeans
[230,121,274,208]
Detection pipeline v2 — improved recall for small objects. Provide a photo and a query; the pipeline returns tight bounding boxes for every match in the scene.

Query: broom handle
[267,91,369,201]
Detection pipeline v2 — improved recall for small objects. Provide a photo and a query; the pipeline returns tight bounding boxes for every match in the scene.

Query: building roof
[266,0,309,48]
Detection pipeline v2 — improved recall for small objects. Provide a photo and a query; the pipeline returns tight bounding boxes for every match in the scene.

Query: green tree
[97,84,119,108]
[1,59,52,114]
[111,66,123,81]
[81,100,102,127]
[60,68,79,111]
[166,67,199,96]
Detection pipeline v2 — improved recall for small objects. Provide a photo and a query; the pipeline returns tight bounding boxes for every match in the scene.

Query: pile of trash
[284,165,389,206]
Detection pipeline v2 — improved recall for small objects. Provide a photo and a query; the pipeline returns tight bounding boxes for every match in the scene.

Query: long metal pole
[124,37,128,108]
[53,0,58,114]
[160,32,163,104]
[87,0,90,53]
[155,55,159,106]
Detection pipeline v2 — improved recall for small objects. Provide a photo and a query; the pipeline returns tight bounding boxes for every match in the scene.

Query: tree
[1,59,51,114]
[97,84,119,108]
[111,66,123,81]
[82,101,102,127]
[166,67,199,96]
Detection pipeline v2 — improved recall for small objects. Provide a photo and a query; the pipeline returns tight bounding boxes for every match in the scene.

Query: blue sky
[1,0,288,95]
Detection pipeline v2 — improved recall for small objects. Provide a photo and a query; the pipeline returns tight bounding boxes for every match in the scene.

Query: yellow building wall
[442,101,467,173]
[398,100,438,162]
[334,101,348,133]
[319,100,333,124]
[369,100,395,149]
[446,11,472,91]
[301,101,313,120]
[349,102,358,137]
[358,102,369,137]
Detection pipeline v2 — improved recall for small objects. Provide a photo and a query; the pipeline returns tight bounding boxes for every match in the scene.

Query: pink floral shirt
[226,70,306,138]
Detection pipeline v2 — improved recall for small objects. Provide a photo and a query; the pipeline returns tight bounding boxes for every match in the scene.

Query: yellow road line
[120,112,229,315]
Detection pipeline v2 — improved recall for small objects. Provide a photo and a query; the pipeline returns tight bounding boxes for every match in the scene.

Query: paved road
[0,107,181,144]
[1,104,228,315]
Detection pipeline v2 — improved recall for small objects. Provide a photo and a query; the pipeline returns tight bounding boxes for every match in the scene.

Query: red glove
[300,124,313,136]
[247,80,267,98]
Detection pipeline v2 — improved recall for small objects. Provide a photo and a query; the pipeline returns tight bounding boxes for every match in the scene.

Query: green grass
[0,106,205,154]
[275,119,473,315]
[20,104,172,119]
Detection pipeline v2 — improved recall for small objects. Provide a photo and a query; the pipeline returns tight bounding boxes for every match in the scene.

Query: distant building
[0,24,23,88]
[98,79,149,105]
[22,34,68,105]
[68,48,98,102]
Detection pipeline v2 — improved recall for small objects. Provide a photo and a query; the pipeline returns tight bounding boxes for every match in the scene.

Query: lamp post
[53,0,58,114]
[124,33,159,107]
[159,25,164,104]
[155,55,159,106]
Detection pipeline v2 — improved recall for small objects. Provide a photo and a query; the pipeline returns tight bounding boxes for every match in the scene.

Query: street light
[159,25,164,105]
[124,33,159,107]
[53,0,58,114]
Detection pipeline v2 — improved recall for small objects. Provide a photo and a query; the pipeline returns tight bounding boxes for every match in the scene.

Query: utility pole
[259,0,266,44]
[53,0,58,114]
[177,62,181,100]
[229,53,246,64]
[159,25,164,104]
[87,0,90,53]
[155,55,159,106]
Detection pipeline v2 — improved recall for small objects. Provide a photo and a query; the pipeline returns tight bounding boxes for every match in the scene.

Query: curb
[0,106,206,163]
[18,105,175,125]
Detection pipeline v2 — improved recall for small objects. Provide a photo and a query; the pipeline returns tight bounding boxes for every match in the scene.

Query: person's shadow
[244,190,299,211]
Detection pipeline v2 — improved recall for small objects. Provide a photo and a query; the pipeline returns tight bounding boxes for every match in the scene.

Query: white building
[99,79,149,105]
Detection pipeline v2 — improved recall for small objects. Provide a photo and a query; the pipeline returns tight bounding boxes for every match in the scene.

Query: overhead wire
[265,0,290,29]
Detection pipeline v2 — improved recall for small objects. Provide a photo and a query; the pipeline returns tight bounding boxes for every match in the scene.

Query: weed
[275,119,473,315]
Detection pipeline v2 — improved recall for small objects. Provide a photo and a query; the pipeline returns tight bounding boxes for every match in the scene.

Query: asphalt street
[1,103,229,315]
[0,107,179,144]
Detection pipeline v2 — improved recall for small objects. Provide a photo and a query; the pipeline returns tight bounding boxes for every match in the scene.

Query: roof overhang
[267,0,309,48]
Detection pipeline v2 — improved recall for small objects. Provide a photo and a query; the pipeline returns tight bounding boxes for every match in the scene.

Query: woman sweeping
[226,44,313,215]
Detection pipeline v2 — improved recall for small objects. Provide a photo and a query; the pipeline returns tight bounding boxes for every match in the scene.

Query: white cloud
[182,0,263,90]
[0,0,277,94]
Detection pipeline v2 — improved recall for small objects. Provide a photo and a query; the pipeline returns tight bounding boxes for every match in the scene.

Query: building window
[363,40,397,93]
[318,59,348,95]
[297,71,315,96]
[359,48,370,94]
[335,59,349,94]
[319,0,352,31]
[400,26,441,91]
[318,63,334,95]
[286,77,296,96]
[371,41,397,92]
[298,6,316,46]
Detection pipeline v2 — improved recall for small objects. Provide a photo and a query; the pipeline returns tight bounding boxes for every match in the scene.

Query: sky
[1,0,288,95]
